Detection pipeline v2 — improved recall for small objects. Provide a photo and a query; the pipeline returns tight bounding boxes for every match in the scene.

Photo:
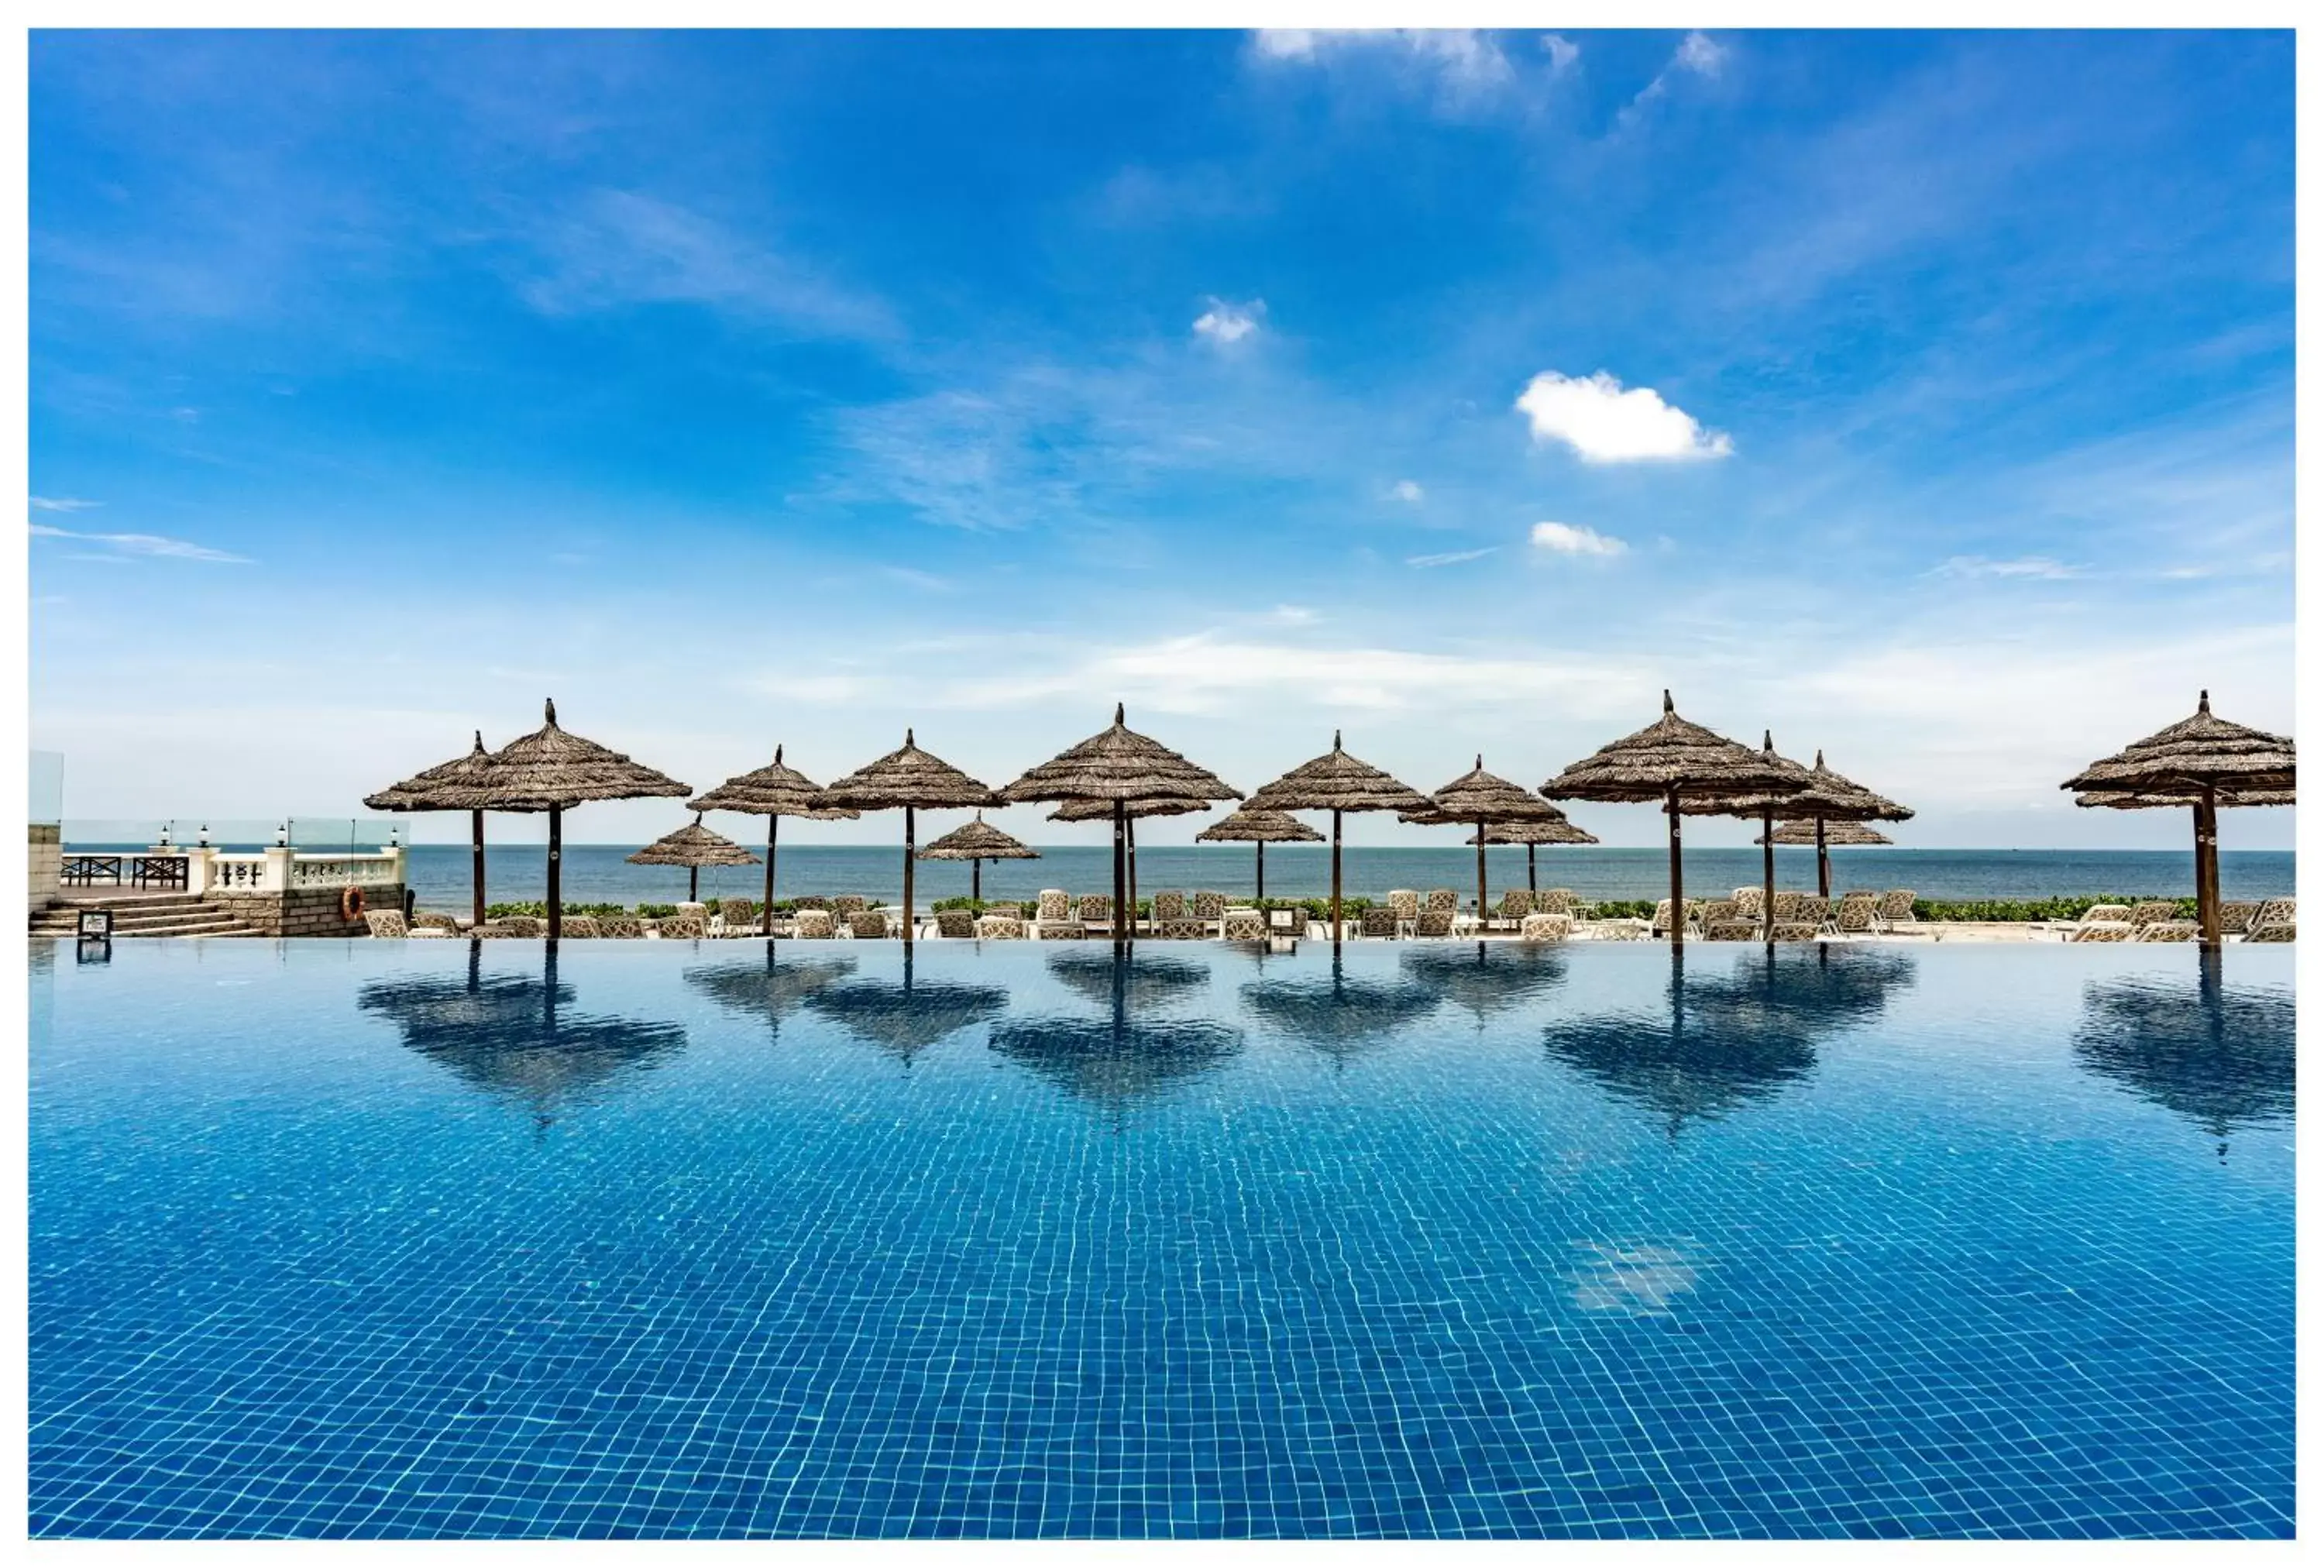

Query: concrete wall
[210,884,407,937]
[29,824,60,913]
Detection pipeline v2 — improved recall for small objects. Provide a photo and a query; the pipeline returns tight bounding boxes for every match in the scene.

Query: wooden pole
[1331,808,1344,946]
[1815,816,1830,900]
[1127,815,1139,934]
[1762,805,1776,944]
[1255,841,1266,903]
[2196,785,2222,948]
[470,808,486,929]
[764,816,778,934]
[1666,786,1683,951]
[1528,842,1537,892]
[1476,817,1489,934]
[972,857,982,905]
[1112,800,1126,945]
[902,806,918,943]
[689,865,700,903]
[546,806,562,940]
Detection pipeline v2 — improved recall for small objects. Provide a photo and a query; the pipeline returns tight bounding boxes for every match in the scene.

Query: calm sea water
[30,939,2292,1537]
[401,844,2298,910]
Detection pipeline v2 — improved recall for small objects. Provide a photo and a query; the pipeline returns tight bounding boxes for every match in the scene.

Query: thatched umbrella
[1541,692,1804,950]
[2062,691,2295,947]
[690,745,860,934]
[1244,731,1430,945]
[1050,793,1207,926]
[998,704,1240,944]
[811,730,996,943]
[1765,750,1914,900]
[626,813,760,903]
[365,731,500,927]
[476,700,690,940]
[1195,807,1322,902]
[1757,820,1892,846]
[1673,731,1818,940]
[1465,812,1599,892]
[1411,755,1561,926]
[916,810,1040,904]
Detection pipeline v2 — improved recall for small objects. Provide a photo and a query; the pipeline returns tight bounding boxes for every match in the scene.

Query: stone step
[32,905,263,937]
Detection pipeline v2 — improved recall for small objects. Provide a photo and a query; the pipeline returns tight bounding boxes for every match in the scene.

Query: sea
[397,844,2299,911]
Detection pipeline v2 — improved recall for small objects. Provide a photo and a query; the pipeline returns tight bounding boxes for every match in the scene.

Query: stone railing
[192,847,407,896]
[209,854,273,893]
[288,854,402,889]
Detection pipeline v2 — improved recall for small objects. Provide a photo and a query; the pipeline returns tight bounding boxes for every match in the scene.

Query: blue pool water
[30,939,2293,1539]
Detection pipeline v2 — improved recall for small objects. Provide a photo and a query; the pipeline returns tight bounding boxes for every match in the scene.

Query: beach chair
[1535,889,1580,917]
[1873,890,1919,936]
[1385,890,1420,931]
[498,916,547,938]
[1422,889,1459,915]
[412,910,461,933]
[1772,891,1820,923]
[655,914,706,940]
[1732,888,1765,921]
[363,909,410,938]
[1518,912,1571,943]
[831,895,869,918]
[559,916,600,939]
[599,913,645,939]
[1152,890,1189,923]
[717,897,758,936]
[1223,911,1267,940]
[794,910,836,940]
[1650,899,1677,938]
[1497,889,1535,928]
[845,911,891,940]
[1770,920,1820,943]
[1157,919,1208,940]
[1413,909,1456,938]
[977,915,1027,940]
[2135,920,2196,942]
[1190,891,1227,935]
[1360,906,1399,939]
[1590,920,1649,941]
[1822,893,1877,938]
[1078,894,1113,927]
[983,902,1023,921]
[2245,917,2295,943]
[1038,921,1088,940]
[935,909,977,939]
[2215,902,2260,937]
[2067,904,2133,943]
[792,895,832,913]
[1033,889,1071,934]
[2123,900,2181,934]
[1703,911,1760,941]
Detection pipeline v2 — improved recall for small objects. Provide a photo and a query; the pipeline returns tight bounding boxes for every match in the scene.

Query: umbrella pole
[1477,817,1489,934]
[1331,809,1343,947]
[902,806,916,944]
[1762,805,1776,944]
[1528,843,1537,893]
[1816,816,1830,901]
[1256,841,1264,903]
[2196,785,2221,948]
[1112,801,1126,946]
[689,865,700,903]
[972,857,982,905]
[1666,786,1683,951]
[546,806,562,941]
[471,809,486,929]
[776,822,795,934]
[1127,816,1139,933]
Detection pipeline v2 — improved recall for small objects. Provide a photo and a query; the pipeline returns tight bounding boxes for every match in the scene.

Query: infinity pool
[29,938,2293,1539]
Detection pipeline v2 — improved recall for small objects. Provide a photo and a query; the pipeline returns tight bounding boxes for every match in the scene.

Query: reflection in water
[1543,947,1917,1136]
[684,950,858,1042]
[1044,947,1212,1009]
[799,947,1009,1067]
[358,944,687,1125]
[1239,954,1442,1064]
[1569,1241,1701,1316]
[991,949,1242,1115]
[2075,956,2295,1160]
[1397,942,1569,1026]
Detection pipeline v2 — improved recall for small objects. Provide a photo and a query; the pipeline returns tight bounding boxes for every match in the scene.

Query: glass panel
[28,751,63,827]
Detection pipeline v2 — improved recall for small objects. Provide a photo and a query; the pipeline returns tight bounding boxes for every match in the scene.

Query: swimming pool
[29,938,2293,1538]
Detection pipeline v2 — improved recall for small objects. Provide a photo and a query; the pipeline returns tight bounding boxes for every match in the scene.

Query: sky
[27,28,2295,849]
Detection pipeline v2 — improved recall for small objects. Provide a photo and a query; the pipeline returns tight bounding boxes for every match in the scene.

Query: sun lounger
[599,913,645,939]
[656,914,706,940]
[2135,920,2196,942]
[559,916,600,939]
[1157,919,1208,940]
[363,910,410,937]
[2245,918,2295,943]
[1413,909,1455,938]
[2123,900,2181,934]
[1518,912,1571,943]
[1222,911,1267,940]
[1359,907,1399,939]
[1152,890,1188,923]
[1873,890,1919,935]
[794,910,836,940]
[1077,894,1112,927]
[977,915,1027,939]
[717,898,758,935]
[1038,921,1088,940]
[935,910,977,939]
[2067,904,2133,943]
[845,912,890,939]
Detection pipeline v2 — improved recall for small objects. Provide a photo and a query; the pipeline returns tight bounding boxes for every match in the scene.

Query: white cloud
[1673,31,1727,78]
[29,522,249,563]
[1193,297,1265,345]
[1406,547,1497,569]
[1531,521,1627,558]
[30,496,100,512]
[1930,555,2083,580]
[1265,604,1316,626]
[1390,480,1425,503]
[1542,34,1581,74]
[1252,29,1516,101]
[1515,370,1732,462]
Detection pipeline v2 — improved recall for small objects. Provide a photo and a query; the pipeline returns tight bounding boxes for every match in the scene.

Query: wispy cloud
[1930,555,2082,580]
[1389,479,1425,503]
[1251,29,1517,105]
[29,522,249,563]
[1193,296,1265,345]
[1614,30,1728,133]
[1542,35,1581,74]
[1531,521,1627,558]
[1515,371,1732,462]
[1406,546,1496,569]
[878,565,954,593]
[29,496,101,512]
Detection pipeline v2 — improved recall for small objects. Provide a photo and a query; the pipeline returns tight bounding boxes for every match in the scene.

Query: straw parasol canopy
[627,814,761,903]
[1542,693,1806,948]
[365,730,501,926]
[812,730,997,944]
[1758,820,1891,847]
[1411,755,1560,923]
[917,810,1040,903]
[691,744,860,933]
[1196,807,1322,903]
[1673,731,1816,940]
[476,700,691,940]
[1245,731,1431,944]
[999,704,1240,944]
[1463,810,1598,892]
[2061,691,2296,946]
[1755,749,1913,899]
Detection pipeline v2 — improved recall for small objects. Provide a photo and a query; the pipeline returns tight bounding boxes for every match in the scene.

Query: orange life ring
[341,885,366,921]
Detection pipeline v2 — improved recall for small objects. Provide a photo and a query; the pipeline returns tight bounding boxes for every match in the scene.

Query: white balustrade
[288,853,401,889]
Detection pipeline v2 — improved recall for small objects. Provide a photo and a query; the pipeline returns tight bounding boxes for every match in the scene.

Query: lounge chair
[1704,919,1761,942]
[1413,909,1455,938]
[1873,890,1919,936]
[1077,894,1112,927]
[1385,890,1420,931]
[1222,911,1267,940]
[1157,919,1208,940]
[1495,889,1534,930]
[559,916,600,939]
[656,914,706,940]
[1650,898,1678,938]
[1038,921,1088,940]
[1190,890,1227,936]
[1770,920,1820,943]
[845,911,890,940]
[1732,888,1765,922]
[2135,920,2197,942]
[1518,912,1570,943]
[977,915,1027,940]
[1359,907,1399,939]
[1033,889,1071,936]
[2215,901,2260,937]
[984,902,1023,920]
[1422,888,1459,916]
[935,910,977,939]
[412,911,461,933]
[2068,904,2134,943]
[794,910,836,940]
[363,910,410,938]
[1535,889,1580,917]
[2123,900,2181,934]
[831,895,869,918]
[2245,918,2295,943]
[495,916,546,938]
[792,896,832,913]
[1590,920,1649,941]
[1152,890,1189,923]
[599,913,645,939]
[1772,891,1822,923]
[717,897,758,936]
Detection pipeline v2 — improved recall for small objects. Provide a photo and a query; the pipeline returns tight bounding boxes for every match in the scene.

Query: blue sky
[29,29,2295,848]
